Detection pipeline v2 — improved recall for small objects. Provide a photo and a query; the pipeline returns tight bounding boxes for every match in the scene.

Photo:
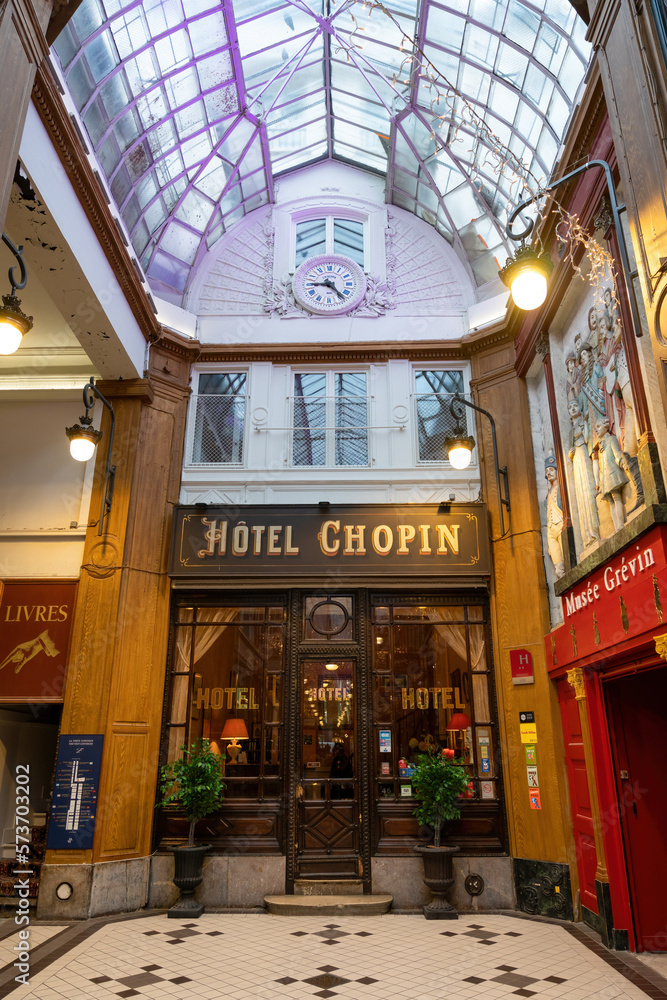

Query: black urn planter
[415,844,460,919]
[168,845,210,919]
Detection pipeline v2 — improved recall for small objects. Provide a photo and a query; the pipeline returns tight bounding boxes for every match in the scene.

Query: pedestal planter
[168,845,210,919]
[415,844,460,919]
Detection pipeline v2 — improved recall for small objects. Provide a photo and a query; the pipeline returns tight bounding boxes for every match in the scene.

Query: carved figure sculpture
[595,416,630,531]
[565,351,581,404]
[578,341,606,485]
[567,399,600,548]
[544,456,565,578]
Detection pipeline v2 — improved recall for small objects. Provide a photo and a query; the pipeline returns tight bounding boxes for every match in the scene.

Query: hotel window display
[166,602,285,801]
[372,602,496,801]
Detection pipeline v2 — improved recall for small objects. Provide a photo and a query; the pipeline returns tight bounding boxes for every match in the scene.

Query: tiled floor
[0,925,67,974]
[0,913,665,1000]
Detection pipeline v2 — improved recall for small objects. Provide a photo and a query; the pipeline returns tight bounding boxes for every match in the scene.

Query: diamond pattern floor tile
[0,912,663,1000]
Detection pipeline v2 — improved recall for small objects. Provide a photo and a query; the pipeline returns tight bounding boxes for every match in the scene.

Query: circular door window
[305,597,353,641]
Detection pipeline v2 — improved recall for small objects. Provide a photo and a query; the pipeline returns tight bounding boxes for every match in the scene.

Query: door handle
[296,782,304,801]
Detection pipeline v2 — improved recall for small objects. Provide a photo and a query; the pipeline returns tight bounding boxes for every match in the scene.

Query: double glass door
[296,658,360,878]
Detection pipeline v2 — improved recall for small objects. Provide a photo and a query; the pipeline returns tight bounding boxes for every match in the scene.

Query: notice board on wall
[46,735,103,850]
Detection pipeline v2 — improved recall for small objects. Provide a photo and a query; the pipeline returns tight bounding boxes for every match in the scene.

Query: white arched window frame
[288,207,372,273]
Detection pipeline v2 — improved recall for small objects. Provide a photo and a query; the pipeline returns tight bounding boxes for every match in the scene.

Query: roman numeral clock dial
[293,254,367,315]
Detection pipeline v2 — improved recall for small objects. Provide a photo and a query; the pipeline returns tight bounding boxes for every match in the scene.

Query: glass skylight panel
[273,141,328,175]
[269,120,327,159]
[334,142,387,173]
[266,97,327,139]
[427,5,467,52]
[331,92,390,134]
[236,4,314,55]
[505,1,541,52]
[53,0,591,297]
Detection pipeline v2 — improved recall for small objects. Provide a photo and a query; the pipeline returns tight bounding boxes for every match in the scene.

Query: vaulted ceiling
[52,0,590,302]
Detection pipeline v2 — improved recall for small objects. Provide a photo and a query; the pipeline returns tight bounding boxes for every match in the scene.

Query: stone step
[294,880,364,896]
[264,894,392,916]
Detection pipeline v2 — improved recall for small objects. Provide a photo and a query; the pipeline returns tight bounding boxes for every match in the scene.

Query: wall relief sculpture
[559,283,644,557]
[544,456,565,579]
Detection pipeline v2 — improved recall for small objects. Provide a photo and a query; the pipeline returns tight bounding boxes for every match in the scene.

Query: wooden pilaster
[470,340,578,882]
[44,336,192,872]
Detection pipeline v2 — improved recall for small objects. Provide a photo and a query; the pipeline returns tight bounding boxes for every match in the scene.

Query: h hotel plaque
[170,504,491,578]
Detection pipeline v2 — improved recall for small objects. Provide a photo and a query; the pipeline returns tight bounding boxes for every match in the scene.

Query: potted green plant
[157,737,226,919]
[411,745,471,920]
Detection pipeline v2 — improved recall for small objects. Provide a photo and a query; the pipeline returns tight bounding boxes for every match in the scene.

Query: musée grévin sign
[547,524,667,670]
[170,504,490,578]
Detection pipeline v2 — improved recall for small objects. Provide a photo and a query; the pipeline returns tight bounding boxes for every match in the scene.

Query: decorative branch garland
[333,0,618,308]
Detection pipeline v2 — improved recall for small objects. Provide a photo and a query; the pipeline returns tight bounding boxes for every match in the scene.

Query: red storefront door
[558,680,599,916]
[606,667,667,952]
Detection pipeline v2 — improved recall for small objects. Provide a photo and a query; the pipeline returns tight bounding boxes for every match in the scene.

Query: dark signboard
[46,735,103,850]
[0,581,77,702]
[170,504,490,578]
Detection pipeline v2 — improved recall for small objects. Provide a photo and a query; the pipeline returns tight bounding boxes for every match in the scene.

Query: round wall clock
[293,254,367,315]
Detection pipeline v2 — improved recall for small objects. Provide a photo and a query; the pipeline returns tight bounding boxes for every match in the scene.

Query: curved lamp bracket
[451,392,510,538]
[505,160,642,337]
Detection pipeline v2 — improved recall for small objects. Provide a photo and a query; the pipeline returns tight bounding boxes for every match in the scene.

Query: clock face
[293,255,367,315]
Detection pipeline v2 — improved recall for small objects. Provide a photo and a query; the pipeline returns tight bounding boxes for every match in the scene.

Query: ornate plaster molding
[566,666,586,701]
[654,631,667,661]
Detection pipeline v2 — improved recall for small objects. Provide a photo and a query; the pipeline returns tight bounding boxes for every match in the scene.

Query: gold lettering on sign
[319,520,340,555]
[252,525,266,554]
[194,687,261,710]
[343,524,366,555]
[267,526,281,555]
[269,677,280,707]
[401,688,415,710]
[4,605,69,622]
[372,525,393,555]
[436,524,460,554]
[419,525,432,554]
[399,687,465,710]
[284,525,299,555]
[397,525,416,554]
[198,518,227,557]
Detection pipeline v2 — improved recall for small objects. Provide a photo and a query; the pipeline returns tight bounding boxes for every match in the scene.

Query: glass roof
[53,0,590,299]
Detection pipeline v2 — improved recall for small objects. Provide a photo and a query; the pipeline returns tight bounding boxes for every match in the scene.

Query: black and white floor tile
[0,913,665,1000]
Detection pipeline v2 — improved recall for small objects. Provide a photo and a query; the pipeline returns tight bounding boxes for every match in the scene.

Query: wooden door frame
[284,589,373,894]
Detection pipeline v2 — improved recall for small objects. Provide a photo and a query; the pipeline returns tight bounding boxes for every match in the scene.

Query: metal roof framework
[53,0,590,299]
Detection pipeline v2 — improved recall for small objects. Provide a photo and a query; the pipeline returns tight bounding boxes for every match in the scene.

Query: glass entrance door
[296,658,359,878]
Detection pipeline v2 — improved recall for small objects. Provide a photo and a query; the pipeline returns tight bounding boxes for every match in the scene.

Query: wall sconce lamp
[221,719,249,764]
[0,234,33,355]
[66,377,115,535]
[445,392,510,538]
[499,159,642,338]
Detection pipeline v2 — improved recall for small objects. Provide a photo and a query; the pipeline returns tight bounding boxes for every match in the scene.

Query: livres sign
[170,504,490,578]
[0,581,77,702]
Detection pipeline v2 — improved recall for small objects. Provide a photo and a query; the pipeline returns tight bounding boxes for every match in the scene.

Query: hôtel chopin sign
[170,504,490,578]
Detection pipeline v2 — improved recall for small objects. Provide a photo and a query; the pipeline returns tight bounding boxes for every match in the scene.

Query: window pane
[335,372,368,467]
[191,373,246,463]
[415,370,466,462]
[333,218,364,266]
[296,218,326,265]
[293,372,326,466]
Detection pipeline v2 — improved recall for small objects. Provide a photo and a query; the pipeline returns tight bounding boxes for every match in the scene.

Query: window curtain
[425,606,486,670]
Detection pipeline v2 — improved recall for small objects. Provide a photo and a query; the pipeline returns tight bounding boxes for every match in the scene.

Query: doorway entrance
[296,658,359,879]
[606,666,667,951]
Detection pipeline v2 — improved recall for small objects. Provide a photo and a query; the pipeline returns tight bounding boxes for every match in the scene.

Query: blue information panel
[46,735,104,850]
